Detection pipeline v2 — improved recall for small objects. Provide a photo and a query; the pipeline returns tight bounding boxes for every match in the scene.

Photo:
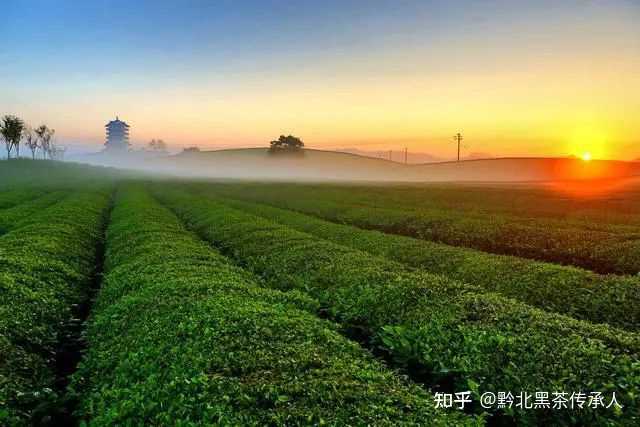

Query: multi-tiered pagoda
[104,117,130,151]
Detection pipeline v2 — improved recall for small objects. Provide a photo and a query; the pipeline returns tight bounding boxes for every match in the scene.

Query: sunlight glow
[567,126,610,161]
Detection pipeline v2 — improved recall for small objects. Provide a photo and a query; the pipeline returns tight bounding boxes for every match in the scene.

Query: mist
[68,147,640,183]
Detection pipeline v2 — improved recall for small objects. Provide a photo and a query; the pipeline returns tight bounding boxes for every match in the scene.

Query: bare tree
[35,125,55,159]
[44,128,56,159]
[35,125,47,158]
[1,115,25,159]
[23,126,39,159]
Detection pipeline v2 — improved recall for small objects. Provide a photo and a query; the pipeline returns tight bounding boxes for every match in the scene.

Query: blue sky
[1,1,639,159]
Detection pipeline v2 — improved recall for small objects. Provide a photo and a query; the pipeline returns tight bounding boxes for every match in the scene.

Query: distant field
[1,160,639,426]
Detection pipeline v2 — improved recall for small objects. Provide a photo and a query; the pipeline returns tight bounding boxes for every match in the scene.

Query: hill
[164,148,640,182]
[79,148,640,182]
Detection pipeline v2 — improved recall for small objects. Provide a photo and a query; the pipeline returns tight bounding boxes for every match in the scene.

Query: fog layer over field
[71,148,640,183]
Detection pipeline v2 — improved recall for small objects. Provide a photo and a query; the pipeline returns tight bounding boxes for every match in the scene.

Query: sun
[568,126,609,161]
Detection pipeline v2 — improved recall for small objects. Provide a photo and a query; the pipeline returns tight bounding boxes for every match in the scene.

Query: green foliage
[71,186,472,426]
[0,190,110,424]
[200,195,640,332]
[157,187,640,425]
[0,115,25,159]
[1,162,639,426]
[0,191,69,234]
[199,182,640,275]
[0,189,46,210]
[0,159,133,192]
[269,135,304,153]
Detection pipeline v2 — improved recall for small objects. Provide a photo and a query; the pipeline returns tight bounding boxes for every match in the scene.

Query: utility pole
[389,150,392,161]
[404,147,408,164]
[453,132,463,162]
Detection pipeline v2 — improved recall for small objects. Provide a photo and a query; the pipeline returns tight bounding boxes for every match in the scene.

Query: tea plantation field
[1,161,639,426]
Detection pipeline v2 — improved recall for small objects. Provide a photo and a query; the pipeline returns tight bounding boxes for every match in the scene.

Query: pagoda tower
[104,116,130,151]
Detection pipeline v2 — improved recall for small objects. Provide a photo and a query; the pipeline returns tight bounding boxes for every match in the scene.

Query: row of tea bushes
[202,182,640,234]
[0,188,45,210]
[0,189,110,424]
[0,191,69,234]
[158,189,640,425]
[207,196,640,332]
[71,186,472,426]
[201,184,640,275]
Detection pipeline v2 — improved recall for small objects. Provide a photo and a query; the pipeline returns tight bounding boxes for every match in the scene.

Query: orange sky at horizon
[40,61,640,160]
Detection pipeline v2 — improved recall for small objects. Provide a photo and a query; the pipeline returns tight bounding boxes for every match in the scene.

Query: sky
[1,0,639,160]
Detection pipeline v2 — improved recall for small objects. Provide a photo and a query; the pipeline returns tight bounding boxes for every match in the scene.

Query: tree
[269,135,304,153]
[0,115,25,159]
[35,125,54,159]
[23,126,39,159]
[146,139,168,153]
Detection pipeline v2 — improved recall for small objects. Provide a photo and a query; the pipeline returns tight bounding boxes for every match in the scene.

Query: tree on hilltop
[269,135,304,153]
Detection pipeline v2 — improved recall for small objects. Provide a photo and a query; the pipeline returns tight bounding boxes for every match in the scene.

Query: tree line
[0,115,63,160]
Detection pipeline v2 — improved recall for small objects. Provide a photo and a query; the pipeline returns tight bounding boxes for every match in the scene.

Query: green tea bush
[0,188,45,210]
[72,186,473,426]
[209,196,640,332]
[0,190,110,424]
[0,191,68,234]
[158,188,640,426]
[201,183,640,275]
[0,159,127,190]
